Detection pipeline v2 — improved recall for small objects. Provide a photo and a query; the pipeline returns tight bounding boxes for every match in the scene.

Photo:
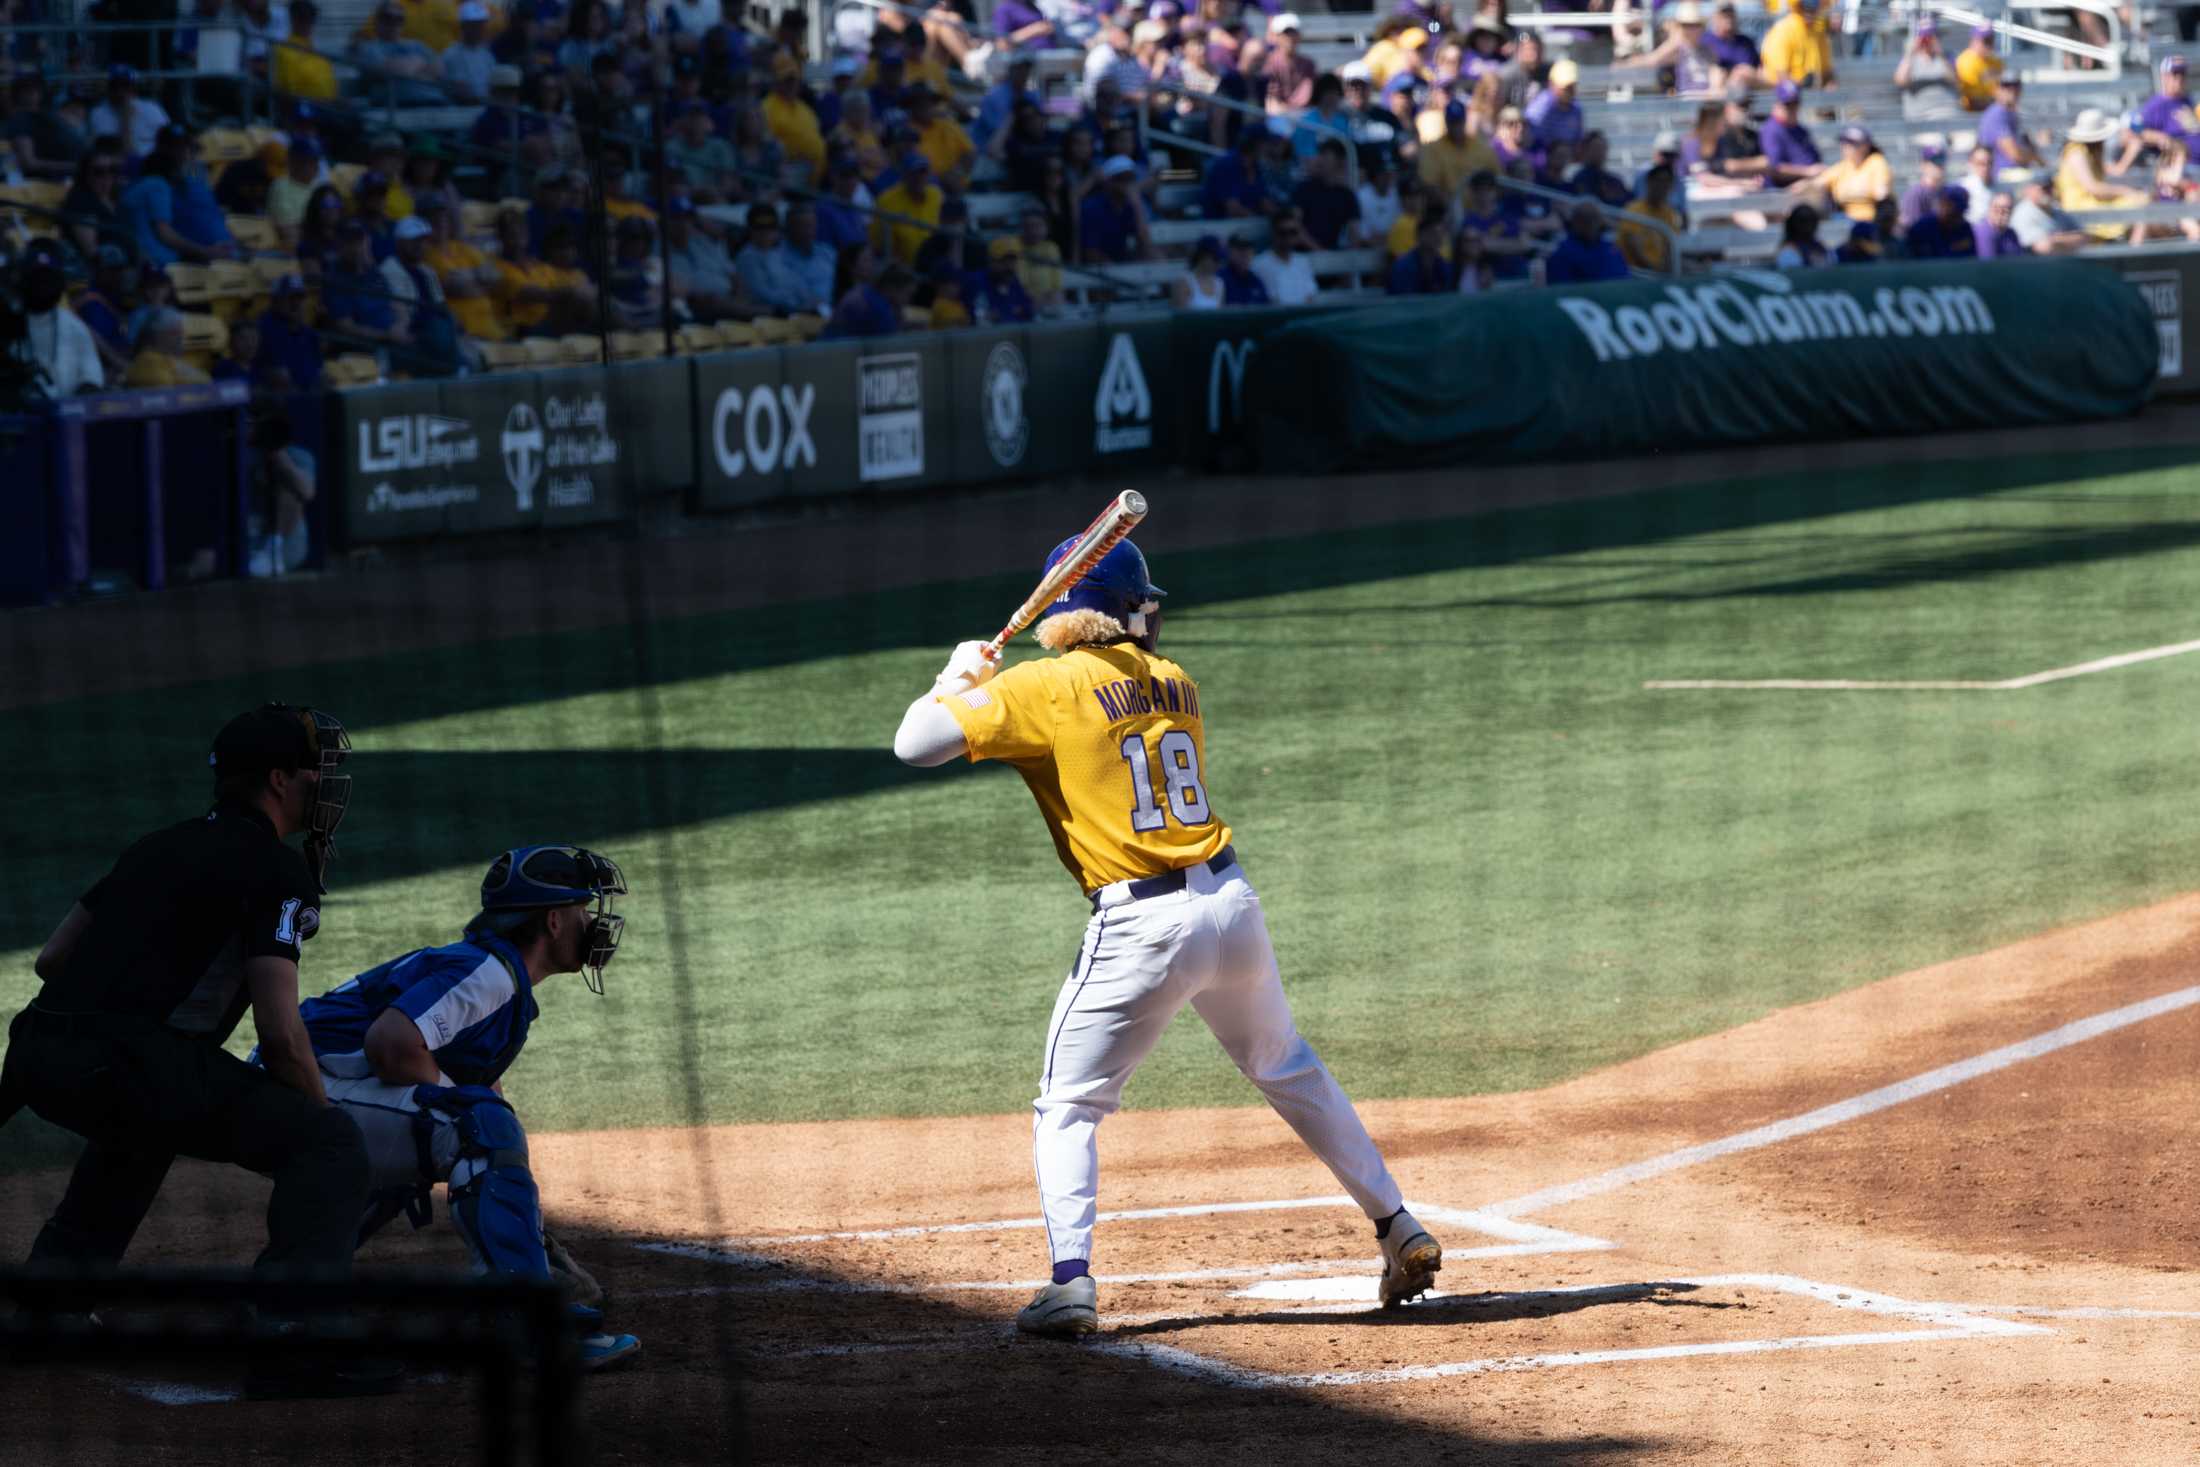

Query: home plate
[1232,1277,1449,1304]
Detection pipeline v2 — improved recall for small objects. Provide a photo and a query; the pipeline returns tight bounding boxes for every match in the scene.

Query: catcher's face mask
[481,845,627,996]
[298,708,352,892]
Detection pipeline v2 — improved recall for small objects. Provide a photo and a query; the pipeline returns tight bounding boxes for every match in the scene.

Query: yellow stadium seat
[899,306,932,329]
[205,261,256,298]
[245,126,285,154]
[790,312,825,341]
[165,263,213,305]
[250,257,296,289]
[179,312,229,355]
[556,334,601,366]
[477,339,531,372]
[325,354,382,388]
[671,323,719,355]
[0,180,65,232]
[752,315,798,344]
[228,215,279,252]
[609,331,665,361]
[199,129,254,165]
[713,321,761,349]
[329,162,366,196]
[460,201,502,240]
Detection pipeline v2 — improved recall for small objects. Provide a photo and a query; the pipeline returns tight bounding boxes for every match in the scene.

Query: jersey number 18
[1121,730,1211,832]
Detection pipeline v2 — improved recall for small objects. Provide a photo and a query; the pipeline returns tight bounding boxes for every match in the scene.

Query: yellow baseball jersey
[942,644,1233,893]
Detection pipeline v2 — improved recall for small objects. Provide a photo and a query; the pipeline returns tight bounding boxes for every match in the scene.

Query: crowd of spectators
[8,0,2200,403]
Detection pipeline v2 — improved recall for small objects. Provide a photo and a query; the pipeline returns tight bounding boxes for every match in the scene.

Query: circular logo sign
[501,401,545,508]
[981,341,1029,469]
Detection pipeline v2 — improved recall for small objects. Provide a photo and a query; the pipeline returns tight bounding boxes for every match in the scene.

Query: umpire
[0,704,370,1290]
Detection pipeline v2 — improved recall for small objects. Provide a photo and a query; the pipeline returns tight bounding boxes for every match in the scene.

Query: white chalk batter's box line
[633,1199,1616,1295]
[1094,1274,2052,1389]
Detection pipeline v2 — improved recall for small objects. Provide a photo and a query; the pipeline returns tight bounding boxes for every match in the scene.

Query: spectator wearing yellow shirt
[491,210,595,335]
[873,152,944,263]
[861,41,952,102]
[1619,163,1684,271]
[1803,124,1892,223]
[830,90,890,184]
[1955,25,2002,110]
[905,85,975,188]
[762,54,827,185]
[1360,17,1429,88]
[1760,0,1834,89]
[601,148,659,226]
[417,193,505,341]
[123,308,212,387]
[396,0,464,54]
[274,0,342,102]
[1014,204,1063,310]
[364,133,416,219]
[1418,100,1500,204]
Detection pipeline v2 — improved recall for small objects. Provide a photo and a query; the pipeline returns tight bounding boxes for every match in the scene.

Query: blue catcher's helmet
[471,845,628,995]
[1044,535,1167,647]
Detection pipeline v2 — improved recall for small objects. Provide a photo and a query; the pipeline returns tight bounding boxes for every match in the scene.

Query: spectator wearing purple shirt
[993,0,1057,50]
[1977,77,2042,173]
[1703,3,1759,76]
[1523,59,1584,150]
[1759,80,1824,185]
[1896,143,1948,231]
[2137,55,2200,152]
[1903,187,1979,260]
[1544,201,1631,284]
[1973,191,2024,257]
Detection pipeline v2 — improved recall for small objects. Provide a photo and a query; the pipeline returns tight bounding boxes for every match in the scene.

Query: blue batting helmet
[1044,535,1166,627]
[471,845,628,993]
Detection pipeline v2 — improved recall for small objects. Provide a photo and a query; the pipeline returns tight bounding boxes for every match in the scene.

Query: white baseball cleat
[1016,1276,1099,1339]
[1378,1211,1443,1309]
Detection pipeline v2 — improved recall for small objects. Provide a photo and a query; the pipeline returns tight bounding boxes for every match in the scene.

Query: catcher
[275,844,640,1370]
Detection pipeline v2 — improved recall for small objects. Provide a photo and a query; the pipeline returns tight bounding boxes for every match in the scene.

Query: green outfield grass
[6,442,2200,1163]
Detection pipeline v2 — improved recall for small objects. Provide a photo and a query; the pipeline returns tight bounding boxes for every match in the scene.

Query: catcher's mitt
[544,1228,606,1309]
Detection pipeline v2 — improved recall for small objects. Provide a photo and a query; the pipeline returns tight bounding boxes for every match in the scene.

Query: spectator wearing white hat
[1523,59,1583,150]
[1620,2,1716,94]
[1263,12,1316,112]
[442,2,498,101]
[1635,130,1690,224]
[1078,153,1155,263]
[2055,107,2148,243]
[380,213,463,375]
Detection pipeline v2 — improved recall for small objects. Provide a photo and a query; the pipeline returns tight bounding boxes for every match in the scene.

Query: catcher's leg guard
[439,1090,550,1280]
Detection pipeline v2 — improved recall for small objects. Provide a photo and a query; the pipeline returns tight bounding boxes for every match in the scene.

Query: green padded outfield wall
[1244,259,2160,472]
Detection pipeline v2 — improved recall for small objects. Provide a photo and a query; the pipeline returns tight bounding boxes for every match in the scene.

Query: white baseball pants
[1032,856,1405,1268]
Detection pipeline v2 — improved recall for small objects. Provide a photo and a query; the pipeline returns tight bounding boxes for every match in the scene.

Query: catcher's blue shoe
[573,1304,641,1372]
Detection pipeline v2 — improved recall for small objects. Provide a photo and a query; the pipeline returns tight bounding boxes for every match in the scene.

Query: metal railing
[1494,172,1684,278]
[1902,0,2126,75]
[1135,83,1362,191]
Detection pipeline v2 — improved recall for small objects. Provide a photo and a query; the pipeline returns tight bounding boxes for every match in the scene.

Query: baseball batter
[892,535,1441,1337]
[267,844,641,1370]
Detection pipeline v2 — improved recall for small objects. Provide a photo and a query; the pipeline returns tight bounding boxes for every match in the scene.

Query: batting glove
[932,640,1000,697]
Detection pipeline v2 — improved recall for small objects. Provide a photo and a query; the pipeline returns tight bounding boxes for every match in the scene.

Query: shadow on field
[603,1226,1663,1467]
[1111,1280,1730,1339]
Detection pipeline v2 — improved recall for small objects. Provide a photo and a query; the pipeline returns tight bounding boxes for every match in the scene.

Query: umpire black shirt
[38,800,322,1042]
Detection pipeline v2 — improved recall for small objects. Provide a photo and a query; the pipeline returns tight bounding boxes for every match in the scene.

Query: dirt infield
[4,893,2196,1464]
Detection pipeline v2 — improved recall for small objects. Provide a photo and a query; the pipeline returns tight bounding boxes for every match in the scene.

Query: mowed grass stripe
[2,446,2199,1159]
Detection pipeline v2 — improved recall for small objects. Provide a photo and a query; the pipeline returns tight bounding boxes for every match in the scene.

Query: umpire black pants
[1,1009,369,1280]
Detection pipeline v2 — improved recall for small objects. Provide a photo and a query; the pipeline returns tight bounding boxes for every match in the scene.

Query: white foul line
[1644,635,2200,692]
[1485,983,2200,1221]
